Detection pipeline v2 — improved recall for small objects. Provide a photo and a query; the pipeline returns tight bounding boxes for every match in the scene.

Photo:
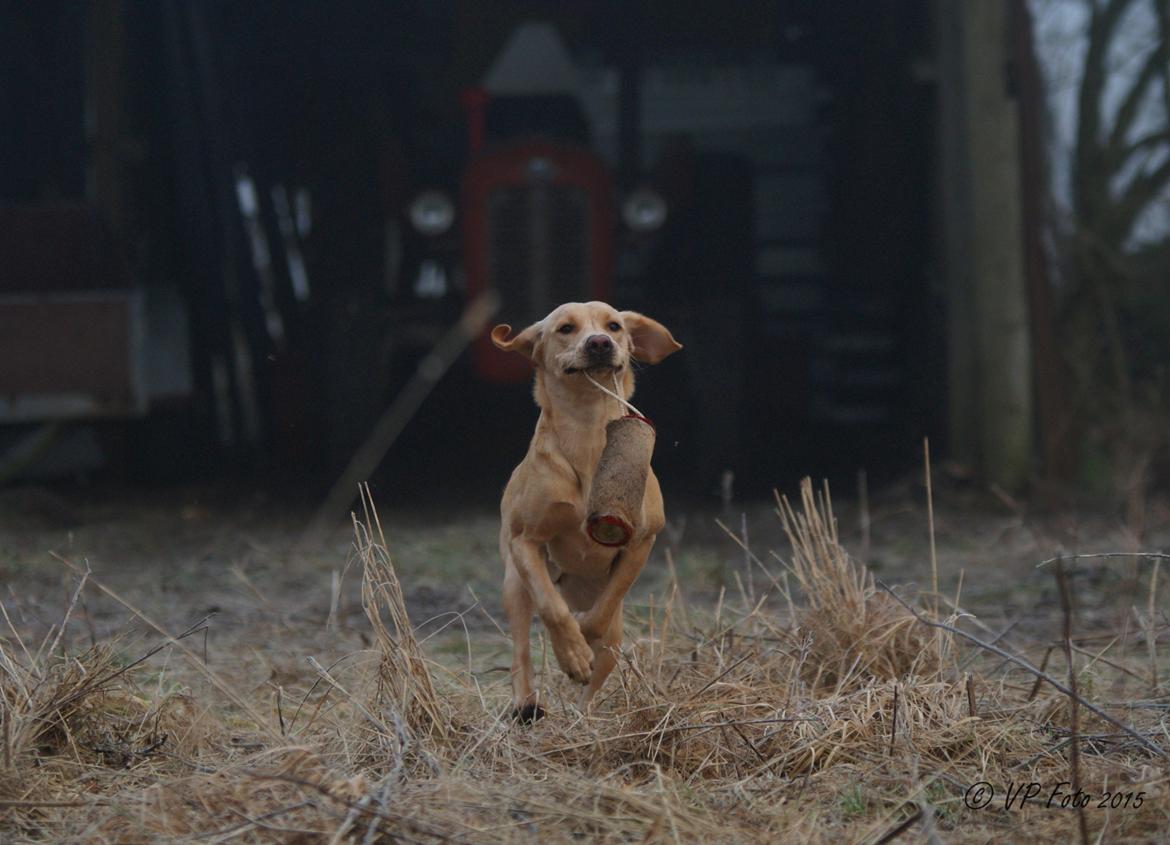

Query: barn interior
[3,0,988,511]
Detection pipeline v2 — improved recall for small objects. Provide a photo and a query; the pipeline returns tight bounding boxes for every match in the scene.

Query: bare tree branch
[1107,39,1169,160]
[1075,0,1140,219]
[1153,0,1170,120]
[1123,128,1170,157]
[1111,153,1170,238]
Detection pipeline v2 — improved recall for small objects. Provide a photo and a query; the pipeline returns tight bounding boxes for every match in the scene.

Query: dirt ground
[3,476,1167,683]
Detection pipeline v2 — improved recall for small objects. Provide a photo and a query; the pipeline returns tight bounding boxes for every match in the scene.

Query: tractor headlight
[408,190,456,236]
[622,188,668,232]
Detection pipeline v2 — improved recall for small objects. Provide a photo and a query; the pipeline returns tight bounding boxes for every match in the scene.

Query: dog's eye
[558,323,575,334]
[607,322,622,332]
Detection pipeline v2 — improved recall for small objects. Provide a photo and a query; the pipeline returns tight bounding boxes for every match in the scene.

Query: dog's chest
[545,528,616,578]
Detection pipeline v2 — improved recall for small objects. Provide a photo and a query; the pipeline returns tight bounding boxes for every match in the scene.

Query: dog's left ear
[490,321,542,362]
[620,312,682,364]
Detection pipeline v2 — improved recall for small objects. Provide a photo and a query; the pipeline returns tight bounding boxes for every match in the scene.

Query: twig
[212,802,322,841]
[1055,558,1089,845]
[742,512,753,602]
[872,805,922,845]
[876,580,1167,758]
[1012,735,1073,772]
[250,771,474,845]
[52,612,214,713]
[727,719,768,764]
[957,616,1022,672]
[273,684,286,737]
[714,518,785,596]
[537,716,810,755]
[888,683,899,756]
[52,553,279,741]
[43,560,91,661]
[1148,559,1161,694]
[1055,638,1144,683]
[1036,552,1170,568]
[924,439,938,608]
[0,799,110,808]
[1026,646,1054,702]
[857,468,870,566]
[685,653,753,702]
[924,438,940,670]
[362,773,397,845]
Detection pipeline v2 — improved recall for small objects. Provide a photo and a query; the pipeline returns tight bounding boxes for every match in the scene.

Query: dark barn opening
[1,0,938,506]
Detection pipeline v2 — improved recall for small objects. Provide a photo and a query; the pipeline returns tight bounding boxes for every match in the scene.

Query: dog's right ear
[490,322,542,362]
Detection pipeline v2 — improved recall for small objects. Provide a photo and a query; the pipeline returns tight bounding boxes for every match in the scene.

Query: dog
[491,301,681,721]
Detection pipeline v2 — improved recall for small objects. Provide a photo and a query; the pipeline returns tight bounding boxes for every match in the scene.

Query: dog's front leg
[577,604,623,711]
[508,536,594,684]
[575,536,656,643]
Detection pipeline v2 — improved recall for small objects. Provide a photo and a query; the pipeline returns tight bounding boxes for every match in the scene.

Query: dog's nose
[586,334,613,355]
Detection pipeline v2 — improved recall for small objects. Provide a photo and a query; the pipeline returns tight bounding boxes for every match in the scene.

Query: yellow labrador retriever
[491,301,681,721]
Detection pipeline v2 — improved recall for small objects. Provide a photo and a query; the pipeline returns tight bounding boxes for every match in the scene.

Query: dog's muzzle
[564,334,620,374]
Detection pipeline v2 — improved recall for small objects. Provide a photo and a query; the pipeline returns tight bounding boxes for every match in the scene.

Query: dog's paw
[552,631,594,683]
[510,703,546,724]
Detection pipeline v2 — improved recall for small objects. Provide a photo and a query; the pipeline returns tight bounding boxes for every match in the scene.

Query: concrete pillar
[936,0,1034,489]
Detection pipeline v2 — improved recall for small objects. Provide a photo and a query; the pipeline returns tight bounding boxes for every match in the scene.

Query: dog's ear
[620,312,682,364]
[490,322,542,361]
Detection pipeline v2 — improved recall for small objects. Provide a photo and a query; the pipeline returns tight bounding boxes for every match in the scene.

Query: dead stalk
[1055,558,1090,845]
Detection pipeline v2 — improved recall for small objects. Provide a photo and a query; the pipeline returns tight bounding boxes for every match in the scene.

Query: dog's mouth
[563,363,624,375]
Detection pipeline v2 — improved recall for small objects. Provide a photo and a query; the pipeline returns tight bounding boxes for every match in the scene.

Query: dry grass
[778,480,938,690]
[2,479,1168,843]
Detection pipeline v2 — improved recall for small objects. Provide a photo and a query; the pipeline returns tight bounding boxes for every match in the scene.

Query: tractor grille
[487,184,591,324]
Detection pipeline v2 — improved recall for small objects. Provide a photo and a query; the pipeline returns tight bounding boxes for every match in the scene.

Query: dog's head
[490,302,681,378]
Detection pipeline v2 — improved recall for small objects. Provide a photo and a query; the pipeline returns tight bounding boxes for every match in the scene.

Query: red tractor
[394,23,665,385]
[462,139,616,381]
